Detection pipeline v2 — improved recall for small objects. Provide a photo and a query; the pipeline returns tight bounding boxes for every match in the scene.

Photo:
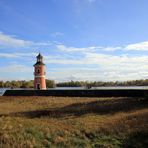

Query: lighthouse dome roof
[34,53,45,66]
[36,53,43,58]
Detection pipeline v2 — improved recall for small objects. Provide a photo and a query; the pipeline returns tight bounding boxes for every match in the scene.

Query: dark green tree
[46,79,55,88]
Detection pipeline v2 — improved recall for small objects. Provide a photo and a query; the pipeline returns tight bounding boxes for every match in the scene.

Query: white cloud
[1,50,148,81]
[1,64,32,73]
[0,52,37,58]
[46,59,148,82]
[44,48,148,66]
[44,54,83,64]
[2,32,148,52]
[0,32,33,48]
[57,41,148,53]
[0,53,18,58]
[0,32,53,49]
[51,32,64,37]
[56,44,122,53]
[56,44,98,52]
[103,46,121,51]
[44,52,148,81]
[0,64,33,81]
[33,41,52,46]
[125,41,148,51]
[56,44,88,52]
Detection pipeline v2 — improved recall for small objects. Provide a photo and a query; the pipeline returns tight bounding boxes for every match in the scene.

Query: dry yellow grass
[0,96,147,148]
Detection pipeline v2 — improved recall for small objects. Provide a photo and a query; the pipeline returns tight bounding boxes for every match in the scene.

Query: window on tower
[37,69,40,74]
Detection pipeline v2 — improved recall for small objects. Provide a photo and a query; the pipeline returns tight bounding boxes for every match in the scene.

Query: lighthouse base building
[34,53,46,90]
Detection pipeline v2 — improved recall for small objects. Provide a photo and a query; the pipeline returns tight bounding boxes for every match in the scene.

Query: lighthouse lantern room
[33,53,46,90]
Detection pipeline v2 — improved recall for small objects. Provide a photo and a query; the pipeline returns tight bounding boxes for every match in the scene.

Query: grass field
[0,96,147,148]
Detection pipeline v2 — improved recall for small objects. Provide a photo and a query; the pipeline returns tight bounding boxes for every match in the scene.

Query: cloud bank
[1,32,148,81]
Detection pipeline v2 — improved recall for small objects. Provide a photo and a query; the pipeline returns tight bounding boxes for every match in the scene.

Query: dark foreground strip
[3,89,148,97]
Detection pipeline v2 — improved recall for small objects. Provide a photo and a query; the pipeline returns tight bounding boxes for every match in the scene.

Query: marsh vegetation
[0,96,147,147]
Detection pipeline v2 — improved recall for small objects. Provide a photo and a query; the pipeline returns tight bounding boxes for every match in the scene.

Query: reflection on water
[1,86,148,96]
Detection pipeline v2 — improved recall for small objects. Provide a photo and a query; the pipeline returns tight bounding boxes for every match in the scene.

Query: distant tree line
[0,80,55,88]
[57,79,148,87]
[1,79,148,88]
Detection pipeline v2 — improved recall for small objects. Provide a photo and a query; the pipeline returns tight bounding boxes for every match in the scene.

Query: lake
[1,86,148,96]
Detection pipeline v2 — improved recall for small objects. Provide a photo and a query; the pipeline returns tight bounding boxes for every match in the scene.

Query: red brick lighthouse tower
[33,53,46,90]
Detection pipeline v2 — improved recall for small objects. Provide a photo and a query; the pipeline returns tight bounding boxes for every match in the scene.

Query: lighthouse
[33,53,46,90]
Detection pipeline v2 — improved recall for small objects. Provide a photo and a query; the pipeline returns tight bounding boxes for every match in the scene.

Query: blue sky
[0,0,148,82]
